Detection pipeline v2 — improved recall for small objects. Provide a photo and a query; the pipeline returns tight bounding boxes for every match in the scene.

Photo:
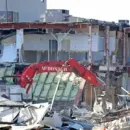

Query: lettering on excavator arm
[19,59,101,93]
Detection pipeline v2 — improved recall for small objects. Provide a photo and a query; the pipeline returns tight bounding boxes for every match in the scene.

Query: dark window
[49,40,58,61]
[49,40,58,51]
[62,10,66,14]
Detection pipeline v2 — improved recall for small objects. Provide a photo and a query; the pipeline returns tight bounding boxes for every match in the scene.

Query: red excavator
[18,58,103,93]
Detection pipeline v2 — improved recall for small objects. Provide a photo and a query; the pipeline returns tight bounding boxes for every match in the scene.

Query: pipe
[51,29,72,61]
[50,71,63,111]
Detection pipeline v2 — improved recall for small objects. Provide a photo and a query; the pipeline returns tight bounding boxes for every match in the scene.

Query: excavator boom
[19,59,102,93]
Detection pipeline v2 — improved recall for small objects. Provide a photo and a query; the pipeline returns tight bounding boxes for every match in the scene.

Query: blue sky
[47,0,130,22]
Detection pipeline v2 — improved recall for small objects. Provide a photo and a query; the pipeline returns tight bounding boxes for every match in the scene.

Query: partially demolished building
[0,20,129,100]
[0,10,130,130]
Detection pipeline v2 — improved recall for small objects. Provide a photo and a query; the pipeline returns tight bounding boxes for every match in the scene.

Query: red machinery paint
[19,59,102,93]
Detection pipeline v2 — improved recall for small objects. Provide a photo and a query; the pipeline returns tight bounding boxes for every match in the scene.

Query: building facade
[0,0,47,22]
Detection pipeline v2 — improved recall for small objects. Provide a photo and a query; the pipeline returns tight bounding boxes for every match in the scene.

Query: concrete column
[88,25,92,64]
[16,29,24,63]
[123,29,126,66]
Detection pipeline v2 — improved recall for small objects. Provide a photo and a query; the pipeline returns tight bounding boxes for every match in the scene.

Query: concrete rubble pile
[0,96,95,130]
[91,105,130,130]
[0,95,130,130]
[92,115,130,130]
[0,97,63,130]
[0,65,130,129]
[61,94,130,130]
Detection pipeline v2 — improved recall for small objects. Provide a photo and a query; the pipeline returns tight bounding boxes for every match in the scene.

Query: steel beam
[106,26,110,88]
[51,29,72,61]
[0,22,89,29]
[123,28,126,66]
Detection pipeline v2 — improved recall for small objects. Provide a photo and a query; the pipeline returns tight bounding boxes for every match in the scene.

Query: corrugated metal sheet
[30,72,82,102]
[0,65,15,84]
[0,96,24,107]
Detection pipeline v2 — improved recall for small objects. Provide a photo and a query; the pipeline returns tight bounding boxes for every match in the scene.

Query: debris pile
[1,92,130,130]
[0,61,130,130]
[0,96,94,130]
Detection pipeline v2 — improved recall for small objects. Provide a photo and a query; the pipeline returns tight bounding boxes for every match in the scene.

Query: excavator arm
[19,59,102,93]
[66,59,101,86]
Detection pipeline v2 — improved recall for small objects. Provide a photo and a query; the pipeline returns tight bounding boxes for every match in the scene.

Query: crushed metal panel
[31,72,82,102]
[11,124,44,130]
[0,65,15,84]
[9,85,32,102]
[42,111,62,128]
[17,107,32,124]
[29,102,50,124]
[0,124,11,128]
[0,96,24,107]
[0,107,19,123]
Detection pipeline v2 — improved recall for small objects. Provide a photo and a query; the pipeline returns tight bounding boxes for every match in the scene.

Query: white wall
[58,34,89,52]
[0,43,17,63]
[23,34,54,51]
[0,33,116,63]
[58,33,116,52]
[1,33,116,52]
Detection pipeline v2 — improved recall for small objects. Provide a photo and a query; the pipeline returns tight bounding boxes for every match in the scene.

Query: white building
[0,29,116,64]
[0,0,47,22]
